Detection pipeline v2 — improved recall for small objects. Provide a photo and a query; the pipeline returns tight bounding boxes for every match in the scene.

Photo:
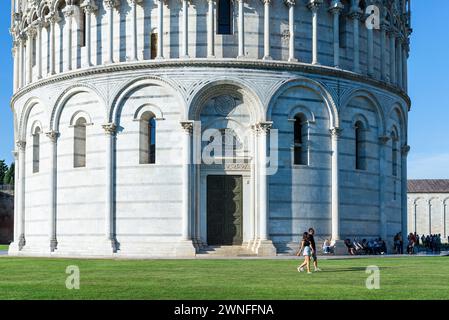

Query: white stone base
[332,240,349,255]
[254,239,277,256]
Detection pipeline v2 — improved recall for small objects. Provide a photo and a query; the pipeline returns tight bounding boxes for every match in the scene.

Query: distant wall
[0,189,14,244]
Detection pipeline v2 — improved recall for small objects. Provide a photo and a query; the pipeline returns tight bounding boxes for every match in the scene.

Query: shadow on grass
[320,267,390,273]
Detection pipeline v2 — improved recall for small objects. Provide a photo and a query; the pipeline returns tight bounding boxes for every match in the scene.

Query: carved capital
[12,150,18,159]
[47,12,61,25]
[62,5,75,18]
[328,0,344,14]
[104,0,121,9]
[379,135,390,145]
[180,121,194,135]
[307,0,323,11]
[16,140,26,151]
[253,122,273,135]
[261,0,272,5]
[102,123,117,135]
[401,144,411,156]
[25,26,37,38]
[81,0,99,13]
[46,131,60,143]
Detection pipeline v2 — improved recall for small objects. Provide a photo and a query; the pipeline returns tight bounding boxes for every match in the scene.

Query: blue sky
[0,1,448,179]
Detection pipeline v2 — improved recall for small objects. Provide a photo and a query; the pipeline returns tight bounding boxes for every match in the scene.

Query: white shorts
[303,246,312,257]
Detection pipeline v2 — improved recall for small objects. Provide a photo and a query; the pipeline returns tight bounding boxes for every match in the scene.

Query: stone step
[197,245,257,257]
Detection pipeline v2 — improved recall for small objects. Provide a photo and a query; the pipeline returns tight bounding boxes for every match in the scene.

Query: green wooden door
[207,175,243,245]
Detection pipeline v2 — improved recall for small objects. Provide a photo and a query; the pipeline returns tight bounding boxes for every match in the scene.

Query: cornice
[10,59,411,109]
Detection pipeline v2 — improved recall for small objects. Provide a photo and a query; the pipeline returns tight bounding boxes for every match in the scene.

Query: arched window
[355,121,366,170]
[150,31,158,59]
[139,112,156,164]
[391,131,399,177]
[217,0,233,35]
[32,127,41,173]
[293,115,308,166]
[74,117,87,168]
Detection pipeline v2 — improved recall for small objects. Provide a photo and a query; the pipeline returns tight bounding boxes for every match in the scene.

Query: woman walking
[297,232,313,274]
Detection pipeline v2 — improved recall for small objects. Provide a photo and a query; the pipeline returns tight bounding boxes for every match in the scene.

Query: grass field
[0,245,9,251]
[0,256,448,300]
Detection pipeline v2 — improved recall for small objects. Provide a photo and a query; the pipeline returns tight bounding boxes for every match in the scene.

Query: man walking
[308,228,321,272]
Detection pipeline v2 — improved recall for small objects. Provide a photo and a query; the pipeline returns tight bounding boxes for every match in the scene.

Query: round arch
[110,76,186,124]
[387,103,408,143]
[50,84,106,131]
[18,97,47,141]
[340,88,386,135]
[188,78,265,123]
[266,77,339,128]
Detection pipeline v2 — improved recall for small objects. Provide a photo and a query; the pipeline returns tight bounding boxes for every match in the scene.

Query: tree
[0,160,8,185]
[3,163,14,185]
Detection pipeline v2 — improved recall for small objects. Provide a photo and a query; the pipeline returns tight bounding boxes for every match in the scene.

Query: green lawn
[0,245,9,251]
[0,256,448,300]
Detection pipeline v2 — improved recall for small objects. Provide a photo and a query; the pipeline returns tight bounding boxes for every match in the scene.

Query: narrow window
[32,127,41,173]
[150,32,158,59]
[355,122,366,170]
[74,117,87,168]
[294,115,307,166]
[140,112,156,164]
[32,36,37,67]
[217,0,233,35]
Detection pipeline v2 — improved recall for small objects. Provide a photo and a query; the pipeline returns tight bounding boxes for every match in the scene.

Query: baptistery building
[9,0,411,257]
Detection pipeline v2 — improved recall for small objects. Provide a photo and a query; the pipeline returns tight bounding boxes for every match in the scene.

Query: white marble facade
[9,0,411,257]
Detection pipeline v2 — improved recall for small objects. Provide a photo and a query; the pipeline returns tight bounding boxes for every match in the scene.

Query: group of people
[407,233,445,254]
[296,228,322,274]
[344,238,387,255]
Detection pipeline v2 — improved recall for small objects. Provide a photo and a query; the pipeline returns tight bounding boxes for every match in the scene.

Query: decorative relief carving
[214,95,236,116]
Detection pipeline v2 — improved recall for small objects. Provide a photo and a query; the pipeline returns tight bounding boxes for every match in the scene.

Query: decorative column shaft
[104,0,119,64]
[367,22,374,76]
[36,22,43,79]
[82,1,98,66]
[308,0,323,65]
[401,145,410,247]
[17,140,26,249]
[403,45,408,92]
[19,34,25,87]
[46,131,59,252]
[330,128,341,241]
[157,0,164,59]
[379,136,390,241]
[12,150,19,245]
[380,23,387,81]
[63,6,74,71]
[329,1,343,68]
[262,0,272,60]
[285,0,297,62]
[350,5,361,73]
[181,0,190,58]
[257,122,272,241]
[237,0,245,58]
[49,14,58,75]
[26,28,35,84]
[103,123,117,251]
[129,0,138,61]
[181,121,193,241]
[12,44,19,91]
[207,0,215,57]
[389,30,396,84]
[397,37,403,88]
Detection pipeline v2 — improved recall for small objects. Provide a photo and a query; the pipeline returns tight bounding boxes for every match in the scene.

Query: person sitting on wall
[322,239,332,254]
[344,239,356,255]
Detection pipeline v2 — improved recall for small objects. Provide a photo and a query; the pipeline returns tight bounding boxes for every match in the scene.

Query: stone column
[262,0,272,60]
[102,123,118,251]
[127,0,139,61]
[12,43,19,91]
[402,144,410,248]
[443,201,447,240]
[380,22,387,81]
[389,29,396,84]
[17,140,26,250]
[428,200,432,235]
[63,5,74,71]
[104,0,119,64]
[308,0,322,65]
[330,128,341,242]
[46,131,59,252]
[19,34,25,87]
[48,14,59,75]
[12,150,19,247]
[207,0,215,58]
[403,43,409,92]
[26,28,36,84]
[397,37,403,88]
[379,136,390,241]
[285,0,297,62]
[367,21,374,77]
[81,0,98,66]
[180,121,193,241]
[349,4,361,73]
[237,0,245,58]
[157,0,164,59]
[329,0,343,68]
[36,21,43,79]
[256,122,276,256]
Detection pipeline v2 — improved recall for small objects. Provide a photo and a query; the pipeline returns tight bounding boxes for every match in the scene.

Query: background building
[8,0,411,257]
